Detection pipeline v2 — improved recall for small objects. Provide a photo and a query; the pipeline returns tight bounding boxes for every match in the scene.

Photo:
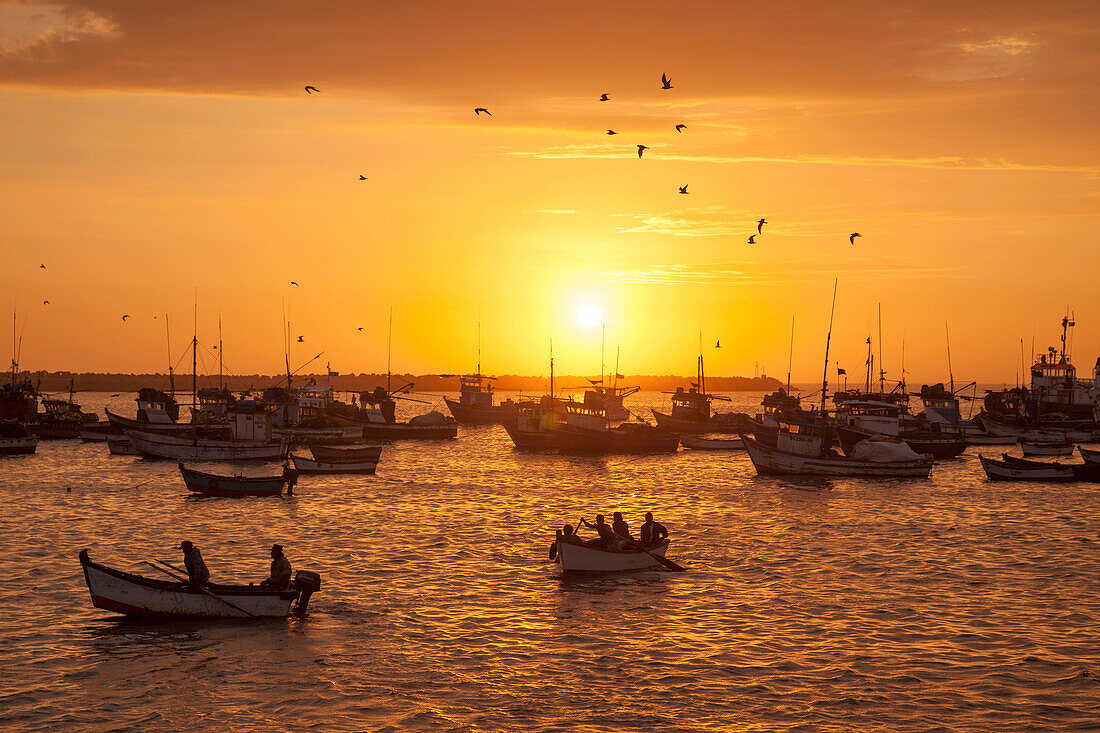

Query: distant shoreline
[15,371,785,394]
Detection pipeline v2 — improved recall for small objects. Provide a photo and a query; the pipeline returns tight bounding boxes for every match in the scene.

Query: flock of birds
[29,76,864,327]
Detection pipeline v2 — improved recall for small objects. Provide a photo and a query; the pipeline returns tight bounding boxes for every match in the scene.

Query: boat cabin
[775,420,825,456]
[359,387,397,425]
[135,388,179,424]
[227,403,275,441]
[759,389,802,426]
[457,374,496,408]
[669,385,711,421]
[566,382,639,422]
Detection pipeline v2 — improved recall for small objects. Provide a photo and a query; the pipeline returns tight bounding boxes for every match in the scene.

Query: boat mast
[10,308,15,386]
[477,307,482,380]
[387,306,393,393]
[165,314,175,396]
[614,346,620,391]
[821,280,838,414]
[191,303,197,410]
[218,314,223,390]
[786,316,794,394]
[600,318,605,387]
[698,331,706,397]
[945,321,955,394]
[877,303,885,395]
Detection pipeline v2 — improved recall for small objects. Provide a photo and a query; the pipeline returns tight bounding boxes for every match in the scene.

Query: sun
[575,304,603,329]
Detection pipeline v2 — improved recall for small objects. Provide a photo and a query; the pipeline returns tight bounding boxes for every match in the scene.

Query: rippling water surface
[1,392,1098,732]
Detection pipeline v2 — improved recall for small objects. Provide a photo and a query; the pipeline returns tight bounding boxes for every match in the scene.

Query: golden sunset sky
[1,1,1097,384]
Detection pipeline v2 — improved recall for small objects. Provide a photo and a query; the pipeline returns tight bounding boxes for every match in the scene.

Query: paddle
[143,560,256,619]
[549,517,585,561]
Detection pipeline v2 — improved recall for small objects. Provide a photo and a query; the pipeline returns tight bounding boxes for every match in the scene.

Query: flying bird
[599,93,610,101]
[715,340,721,348]
[757,218,767,234]
[297,336,304,343]
[474,108,491,116]
[42,300,50,305]
[357,327,363,331]
[678,185,689,194]
[290,281,299,286]
[748,234,757,244]
[675,124,686,132]
[39,264,46,269]
[606,129,617,135]
[661,73,673,90]
[850,232,861,244]
[637,145,648,158]
[359,175,368,180]
[304,86,319,94]
[122,314,130,321]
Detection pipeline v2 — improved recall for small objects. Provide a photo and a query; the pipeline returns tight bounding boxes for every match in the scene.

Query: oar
[143,560,256,618]
[625,536,685,572]
[549,517,585,561]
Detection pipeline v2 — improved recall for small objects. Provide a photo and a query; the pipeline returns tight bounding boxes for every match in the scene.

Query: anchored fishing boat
[834,401,966,460]
[1079,446,1100,465]
[1020,439,1075,457]
[78,549,320,618]
[0,420,37,455]
[126,404,288,461]
[179,464,288,497]
[355,385,458,440]
[291,454,378,474]
[443,374,518,424]
[679,435,745,450]
[652,353,744,434]
[309,443,382,462]
[979,454,1075,482]
[554,539,672,572]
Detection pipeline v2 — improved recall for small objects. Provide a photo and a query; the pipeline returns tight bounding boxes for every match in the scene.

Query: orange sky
[1,1,1098,385]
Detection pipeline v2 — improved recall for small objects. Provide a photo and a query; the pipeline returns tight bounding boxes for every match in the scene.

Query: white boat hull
[81,554,298,618]
[680,435,744,450]
[1021,442,1075,456]
[555,540,670,572]
[743,436,933,477]
[979,455,1075,481]
[126,429,288,461]
[979,416,1099,443]
[291,455,377,474]
[106,435,140,455]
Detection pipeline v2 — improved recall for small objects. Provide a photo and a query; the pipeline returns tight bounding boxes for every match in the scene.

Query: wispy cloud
[0,3,117,55]
[607,260,966,286]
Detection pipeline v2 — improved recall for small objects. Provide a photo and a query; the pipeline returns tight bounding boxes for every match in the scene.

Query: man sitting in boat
[179,540,210,587]
[639,512,669,547]
[611,512,633,542]
[580,515,618,549]
[260,544,293,590]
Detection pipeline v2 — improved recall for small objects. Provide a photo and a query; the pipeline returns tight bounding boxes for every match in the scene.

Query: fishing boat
[78,549,320,618]
[291,454,378,474]
[179,464,288,497]
[979,454,1075,482]
[356,385,458,440]
[503,396,565,449]
[652,353,745,434]
[309,443,382,462]
[757,388,805,427]
[126,405,288,461]
[679,435,745,450]
[973,413,1099,443]
[443,374,518,424]
[1079,446,1100,465]
[834,400,967,460]
[0,420,38,455]
[999,453,1100,481]
[106,434,139,456]
[554,539,671,572]
[554,421,680,454]
[743,424,933,478]
[79,421,116,442]
[1020,440,1075,457]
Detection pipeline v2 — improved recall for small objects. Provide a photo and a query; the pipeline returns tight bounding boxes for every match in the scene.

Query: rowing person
[639,512,669,547]
[259,544,293,590]
[611,511,633,542]
[179,540,210,587]
[580,515,618,549]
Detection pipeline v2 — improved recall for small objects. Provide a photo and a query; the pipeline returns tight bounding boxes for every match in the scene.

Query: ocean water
[1,391,1097,732]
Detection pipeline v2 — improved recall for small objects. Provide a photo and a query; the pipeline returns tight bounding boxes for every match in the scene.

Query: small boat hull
[0,436,38,455]
[291,455,377,474]
[106,435,140,456]
[443,397,519,425]
[179,465,286,497]
[679,435,745,450]
[964,435,1017,446]
[1079,446,1100,465]
[79,550,301,618]
[308,443,383,462]
[979,454,1075,481]
[126,429,288,461]
[553,424,680,455]
[836,425,966,460]
[1021,441,1075,457]
[79,421,117,442]
[743,436,933,478]
[555,540,670,572]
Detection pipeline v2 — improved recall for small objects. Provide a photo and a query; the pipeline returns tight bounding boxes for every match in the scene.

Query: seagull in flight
[599,93,610,101]
[678,185,689,194]
[675,124,686,132]
[290,281,299,286]
[359,175,368,180]
[42,300,50,305]
[122,314,130,321]
[304,86,320,94]
[757,218,767,234]
[357,327,363,331]
[297,335,305,343]
[637,145,648,158]
[748,234,757,244]
[661,73,673,90]
[39,264,46,269]
[474,108,491,116]
[606,129,617,135]
[715,340,721,348]
[850,232,861,244]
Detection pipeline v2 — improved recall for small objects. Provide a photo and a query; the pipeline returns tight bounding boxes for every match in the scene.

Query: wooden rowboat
[1021,440,1075,457]
[679,435,745,450]
[1079,446,1100,465]
[179,464,287,497]
[308,443,383,462]
[291,454,377,474]
[554,539,671,572]
[978,454,1075,482]
[106,434,140,456]
[79,549,317,618]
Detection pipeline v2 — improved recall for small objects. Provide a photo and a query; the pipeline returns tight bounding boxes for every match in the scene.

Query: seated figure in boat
[581,515,619,549]
[260,544,293,590]
[179,540,210,587]
[639,512,669,547]
[611,512,633,543]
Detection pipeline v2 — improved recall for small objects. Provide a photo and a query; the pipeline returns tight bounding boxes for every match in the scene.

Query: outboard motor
[293,570,321,613]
